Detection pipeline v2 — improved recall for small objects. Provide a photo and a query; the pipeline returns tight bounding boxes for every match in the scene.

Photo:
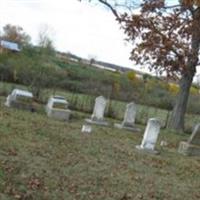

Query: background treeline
[0,24,200,114]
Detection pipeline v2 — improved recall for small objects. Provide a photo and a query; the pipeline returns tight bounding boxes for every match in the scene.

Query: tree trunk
[168,8,200,131]
[168,73,194,131]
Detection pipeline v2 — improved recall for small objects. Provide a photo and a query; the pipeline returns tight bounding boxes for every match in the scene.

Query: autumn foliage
[182,0,200,6]
[114,0,200,79]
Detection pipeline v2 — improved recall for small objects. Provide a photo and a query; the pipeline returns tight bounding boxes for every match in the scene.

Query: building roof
[0,40,20,52]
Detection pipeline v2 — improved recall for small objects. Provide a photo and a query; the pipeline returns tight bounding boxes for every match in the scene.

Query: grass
[0,96,200,200]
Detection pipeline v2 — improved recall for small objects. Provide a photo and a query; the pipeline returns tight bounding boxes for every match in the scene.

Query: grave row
[4,89,200,156]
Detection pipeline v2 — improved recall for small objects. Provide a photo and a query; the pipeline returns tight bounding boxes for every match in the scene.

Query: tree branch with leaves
[81,0,200,131]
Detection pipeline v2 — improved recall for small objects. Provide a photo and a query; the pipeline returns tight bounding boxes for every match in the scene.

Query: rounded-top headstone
[92,96,107,121]
[141,118,161,150]
[122,102,137,126]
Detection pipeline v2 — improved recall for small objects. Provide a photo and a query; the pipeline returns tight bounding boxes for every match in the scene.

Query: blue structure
[0,40,20,52]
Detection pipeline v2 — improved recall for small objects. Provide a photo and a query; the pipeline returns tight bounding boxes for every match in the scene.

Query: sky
[0,0,137,69]
[0,0,199,80]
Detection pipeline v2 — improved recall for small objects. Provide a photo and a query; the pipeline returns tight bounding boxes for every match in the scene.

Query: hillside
[0,96,200,199]
[57,51,143,74]
[0,45,200,113]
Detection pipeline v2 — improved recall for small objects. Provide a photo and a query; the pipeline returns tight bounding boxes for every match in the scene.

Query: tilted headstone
[114,102,140,132]
[85,96,108,126]
[178,124,200,156]
[136,118,161,154]
[188,124,200,145]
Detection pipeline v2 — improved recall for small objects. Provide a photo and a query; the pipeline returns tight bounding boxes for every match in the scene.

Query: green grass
[0,97,200,199]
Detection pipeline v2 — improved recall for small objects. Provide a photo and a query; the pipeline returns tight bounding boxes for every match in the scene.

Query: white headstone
[136,118,161,153]
[5,89,34,111]
[85,96,109,126]
[122,102,137,127]
[81,125,92,133]
[114,102,140,132]
[91,96,107,121]
[45,96,71,121]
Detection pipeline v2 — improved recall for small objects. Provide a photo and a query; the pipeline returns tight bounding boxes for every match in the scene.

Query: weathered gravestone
[45,96,71,121]
[114,102,140,132]
[5,89,34,111]
[136,118,161,154]
[85,96,108,126]
[178,124,200,156]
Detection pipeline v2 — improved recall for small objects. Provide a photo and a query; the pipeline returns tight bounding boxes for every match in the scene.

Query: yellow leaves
[168,83,179,95]
[127,71,142,88]
[190,86,199,95]
[168,83,198,95]
[127,71,136,81]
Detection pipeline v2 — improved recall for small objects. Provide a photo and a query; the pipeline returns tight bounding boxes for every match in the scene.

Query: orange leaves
[181,0,200,6]
[117,0,200,77]
[28,177,43,190]
[141,0,165,12]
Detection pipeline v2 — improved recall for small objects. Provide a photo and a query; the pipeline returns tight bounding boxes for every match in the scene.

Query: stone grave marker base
[85,118,109,126]
[10,101,34,112]
[178,141,200,156]
[135,145,159,155]
[48,109,71,121]
[114,123,141,132]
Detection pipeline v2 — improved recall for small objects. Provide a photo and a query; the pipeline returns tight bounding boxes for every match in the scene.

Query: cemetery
[1,71,200,199]
[3,88,200,159]
[1,0,200,197]
[0,91,200,199]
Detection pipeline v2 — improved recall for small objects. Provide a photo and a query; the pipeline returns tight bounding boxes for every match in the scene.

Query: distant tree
[89,58,95,65]
[88,54,97,65]
[37,25,55,56]
[14,48,67,99]
[1,24,31,45]
[83,0,200,131]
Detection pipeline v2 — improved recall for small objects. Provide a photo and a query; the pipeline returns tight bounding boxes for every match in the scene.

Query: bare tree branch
[97,0,120,20]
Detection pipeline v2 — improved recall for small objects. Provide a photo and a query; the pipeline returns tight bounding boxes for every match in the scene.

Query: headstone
[5,89,34,111]
[46,96,71,121]
[81,124,92,133]
[123,102,136,125]
[178,124,200,156]
[114,102,140,132]
[85,96,108,126]
[136,118,161,154]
